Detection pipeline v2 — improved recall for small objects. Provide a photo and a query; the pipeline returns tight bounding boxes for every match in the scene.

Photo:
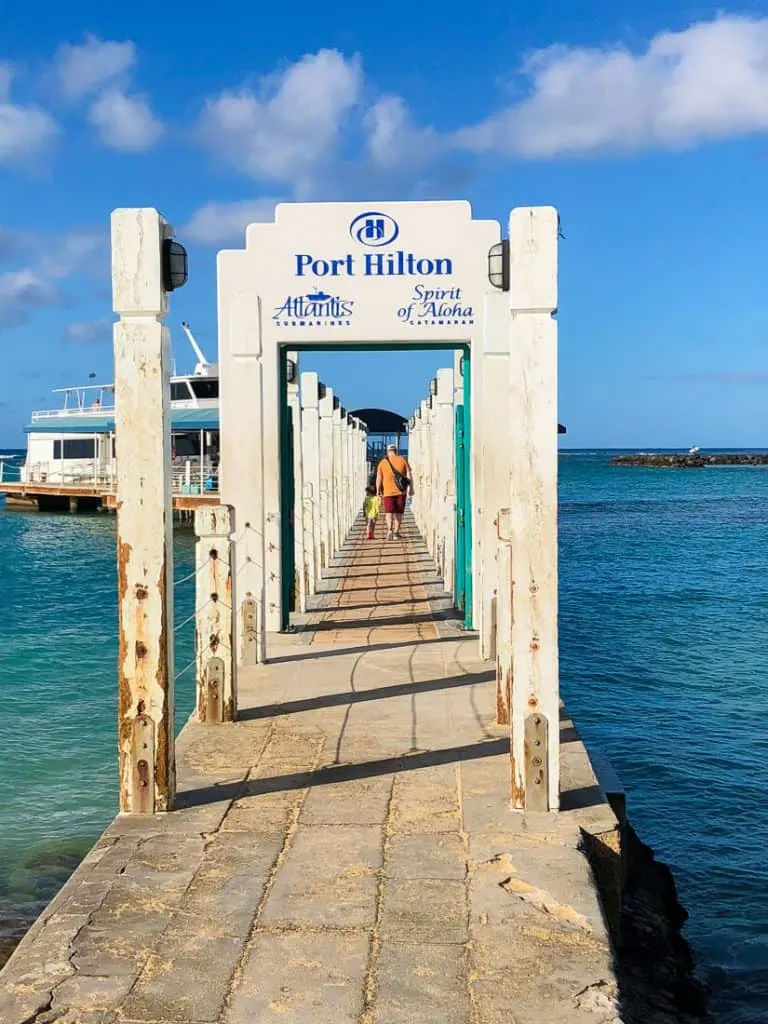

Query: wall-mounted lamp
[488,239,510,291]
[285,358,297,384]
[161,238,188,292]
[429,377,438,397]
[318,381,326,400]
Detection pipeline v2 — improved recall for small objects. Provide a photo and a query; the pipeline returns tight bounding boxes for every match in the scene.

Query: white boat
[688,445,701,455]
[15,323,220,497]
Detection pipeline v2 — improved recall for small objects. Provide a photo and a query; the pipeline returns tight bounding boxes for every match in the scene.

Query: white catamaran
[19,323,220,496]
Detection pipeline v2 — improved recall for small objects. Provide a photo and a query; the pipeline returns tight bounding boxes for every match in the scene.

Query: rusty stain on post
[241,594,260,666]
[194,505,235,722]
[524,712,549,812]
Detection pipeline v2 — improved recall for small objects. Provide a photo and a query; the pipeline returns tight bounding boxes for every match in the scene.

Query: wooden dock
[0,522,624,1024]
[0,480,220,513]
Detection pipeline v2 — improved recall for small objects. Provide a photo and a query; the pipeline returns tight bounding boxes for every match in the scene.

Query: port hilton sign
[217,201,498,343]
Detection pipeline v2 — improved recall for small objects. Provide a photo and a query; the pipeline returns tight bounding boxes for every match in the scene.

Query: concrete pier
[0,520,622,1024]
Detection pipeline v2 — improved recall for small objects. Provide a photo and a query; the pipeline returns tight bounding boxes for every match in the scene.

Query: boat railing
[31,404,116,421]
[0,459,22,483]
[17,459,219,496]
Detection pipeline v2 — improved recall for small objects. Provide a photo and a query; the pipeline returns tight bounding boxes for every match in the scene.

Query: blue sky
[2,2,768,448]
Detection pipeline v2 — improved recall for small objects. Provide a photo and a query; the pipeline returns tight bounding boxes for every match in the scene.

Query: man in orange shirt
[376,443,414,541]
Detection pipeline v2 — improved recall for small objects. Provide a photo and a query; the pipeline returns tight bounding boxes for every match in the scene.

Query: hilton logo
[349,211,399,248]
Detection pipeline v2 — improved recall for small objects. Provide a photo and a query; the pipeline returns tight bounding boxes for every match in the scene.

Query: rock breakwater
[612,453,768,468]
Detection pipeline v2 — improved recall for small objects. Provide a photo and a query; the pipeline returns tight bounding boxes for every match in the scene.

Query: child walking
[363,485,380,540]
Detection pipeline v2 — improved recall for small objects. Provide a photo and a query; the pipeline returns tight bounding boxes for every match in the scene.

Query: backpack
[386,455,410,494]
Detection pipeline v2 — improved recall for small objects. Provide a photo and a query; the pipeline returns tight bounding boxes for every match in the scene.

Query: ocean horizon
[1,448,766,1023]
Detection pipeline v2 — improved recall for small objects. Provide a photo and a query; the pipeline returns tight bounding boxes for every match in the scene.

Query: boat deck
[0,481,220,512]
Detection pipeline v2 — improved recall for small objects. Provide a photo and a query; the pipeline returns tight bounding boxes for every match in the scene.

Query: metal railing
[0,459,22,483]
[30,404,116,421]
[8,459,219,495]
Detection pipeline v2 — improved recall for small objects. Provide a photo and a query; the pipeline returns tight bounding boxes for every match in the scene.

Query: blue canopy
[26,407,220,434]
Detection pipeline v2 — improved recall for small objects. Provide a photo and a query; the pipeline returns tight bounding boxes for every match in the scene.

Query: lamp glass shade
[487,239,510,291]
[162,239,188,292]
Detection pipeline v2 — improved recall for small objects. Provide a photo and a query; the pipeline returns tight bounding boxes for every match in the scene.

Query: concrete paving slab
[226,931,370,1024]
[385,833,467,879]
[261,824,383,929]
[379,878,468,944]
[300,774,394,824]
[121,928,243,1022]
[372,942,470,1024]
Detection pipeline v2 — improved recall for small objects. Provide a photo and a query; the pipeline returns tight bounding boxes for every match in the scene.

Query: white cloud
[197,49,362,185]
[456,15,768,157]
[53,35,135,100]
[0,269,63,329]
[37,229,106,279]
[0,227,106,332]
[64,317,113,345]
[183,198,279,245]
[88,89,163,152]
[364,95,441,170]
[0,64,59,166]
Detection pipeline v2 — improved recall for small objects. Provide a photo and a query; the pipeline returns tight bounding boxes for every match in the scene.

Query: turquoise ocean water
[1,449,766,1022]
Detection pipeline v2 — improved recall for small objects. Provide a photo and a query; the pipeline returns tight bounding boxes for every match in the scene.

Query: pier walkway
[1,519,621,1024]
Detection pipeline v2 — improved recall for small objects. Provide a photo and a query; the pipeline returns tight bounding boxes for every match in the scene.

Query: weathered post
[507,206,559,812]
[300,372,321,599]
[478,292,513,663]
[318,388,334,570]
[286,352,307,613]
[111,207,177,814]
[194,504,235,723]
[331,401,343,556]
[435,368,455,588]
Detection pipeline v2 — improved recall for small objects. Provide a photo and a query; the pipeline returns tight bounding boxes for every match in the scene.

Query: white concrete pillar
[287,353,306,613]
[341,411,351,539]
[217,269,266,664]
[331,402,343,556]
[111,207,175,813]
[194,504,234,723]
[435,368,456,592]
[300,372,321,597]
[507,206,559,812]
[476,292,513,664]
[318,388,334,570]
[422,398,437,561]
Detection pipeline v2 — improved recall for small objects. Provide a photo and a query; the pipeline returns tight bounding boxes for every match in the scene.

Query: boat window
[190,379,219,400]
[170,381,193,401]
[172,432,200,457]
[53,439,96,460]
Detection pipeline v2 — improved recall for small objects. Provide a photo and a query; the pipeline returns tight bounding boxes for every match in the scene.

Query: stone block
[385,834,466,880]
[121,927,242,1022]
[379,879,468,944]
[261,825,382,929]
[227,931,369,1024]
[300,775,394,825]
[372,942,470,1024]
